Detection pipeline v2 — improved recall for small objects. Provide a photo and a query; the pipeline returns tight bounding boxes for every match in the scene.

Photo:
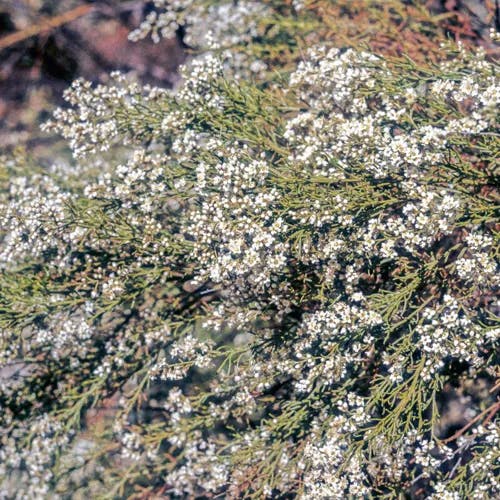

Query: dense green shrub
[0,1,498,498]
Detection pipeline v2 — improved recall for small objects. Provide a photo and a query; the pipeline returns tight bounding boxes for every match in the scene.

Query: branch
[0,4,93,51]
[442,399,500,444]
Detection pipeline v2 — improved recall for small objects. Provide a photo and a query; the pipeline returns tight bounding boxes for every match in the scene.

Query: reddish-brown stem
[442,400,500,444]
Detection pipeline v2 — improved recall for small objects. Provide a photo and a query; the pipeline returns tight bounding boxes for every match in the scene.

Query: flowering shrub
[1,2,499,498]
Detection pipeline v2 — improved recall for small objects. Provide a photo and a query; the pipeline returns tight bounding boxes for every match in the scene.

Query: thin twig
[442,400,500,444]
[489,379,500,393]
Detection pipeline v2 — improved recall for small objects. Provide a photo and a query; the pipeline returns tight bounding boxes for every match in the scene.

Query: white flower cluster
[286,46,493,182]
[176,53,225,109]
[129,0,267,47]
[0,415,70,498]
[42,73,168,158]
[128,0,270,78]
[187,143,289,297]
[150,333,215,380]
[455,230,498,286]
[281,303,382,394]
[417,294,497,380]
[32,311,95,361]
[299,394,372,498]
[164,436,229,496]
[0,175,70,267]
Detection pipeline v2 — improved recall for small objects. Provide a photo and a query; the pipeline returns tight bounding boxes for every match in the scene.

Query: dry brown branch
[0,4,93,51]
